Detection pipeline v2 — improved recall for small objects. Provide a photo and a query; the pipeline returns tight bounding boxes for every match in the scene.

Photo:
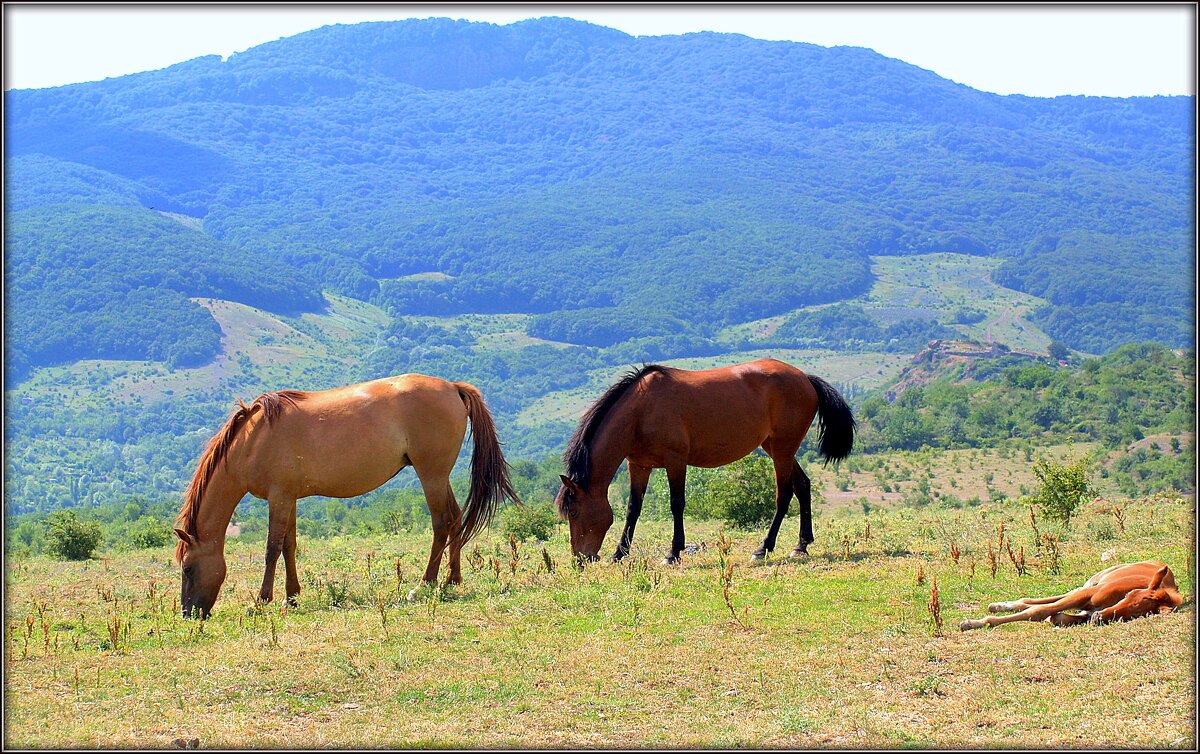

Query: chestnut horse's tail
[807,374,856,466]
[454,382,520,545]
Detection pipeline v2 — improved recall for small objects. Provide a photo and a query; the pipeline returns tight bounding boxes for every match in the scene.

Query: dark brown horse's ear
[1149,565,1169,590]
[559,475,581,493]
[174,528,196,546]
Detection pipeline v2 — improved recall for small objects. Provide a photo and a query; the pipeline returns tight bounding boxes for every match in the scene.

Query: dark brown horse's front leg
[613,464,652,562]
[753,451,796,561]
[663,465,688,565]
[790,463,814,558]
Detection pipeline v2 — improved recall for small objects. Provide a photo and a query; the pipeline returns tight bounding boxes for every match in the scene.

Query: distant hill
[5,16,1194,384]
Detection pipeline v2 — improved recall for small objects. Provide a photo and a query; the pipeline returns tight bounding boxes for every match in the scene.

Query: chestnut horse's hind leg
[412,468,459,597]
[259,496,297,604]
[752,447,799,561]
[790,462,813,559]
[613,463,652,562]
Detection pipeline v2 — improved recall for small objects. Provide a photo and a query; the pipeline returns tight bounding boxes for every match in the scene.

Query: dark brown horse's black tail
[808,374,856,467]
[454,382,521,545]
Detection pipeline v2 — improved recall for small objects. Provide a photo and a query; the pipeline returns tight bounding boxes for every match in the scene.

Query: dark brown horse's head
[173,529,227,619]
[556,475,613,561]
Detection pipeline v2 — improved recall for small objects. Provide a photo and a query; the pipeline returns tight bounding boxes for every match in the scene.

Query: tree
[1048,341,1071,362]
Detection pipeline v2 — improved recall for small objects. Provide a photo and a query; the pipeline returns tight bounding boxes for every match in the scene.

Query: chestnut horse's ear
[1149,565,1169,591]
[559,475,581,493]
[174,528,196,547]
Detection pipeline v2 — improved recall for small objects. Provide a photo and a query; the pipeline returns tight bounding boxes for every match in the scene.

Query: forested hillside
[5,16,1194,384]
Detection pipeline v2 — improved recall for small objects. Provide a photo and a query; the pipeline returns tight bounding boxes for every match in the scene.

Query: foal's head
[555,475,614,562]
[1109,564,1184,622]
[174,529,227,619]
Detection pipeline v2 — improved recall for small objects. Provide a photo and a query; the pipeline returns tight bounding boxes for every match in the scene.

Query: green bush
[128,516,171,549]
[43,510,102,560]
[501,502,559,542]
[702,455,778,529]
[1028,456,1095,528]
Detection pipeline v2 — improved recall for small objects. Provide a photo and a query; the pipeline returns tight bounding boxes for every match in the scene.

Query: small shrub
[128,516,171,549]
[43,510,102,560]
[501,502,559,542]
[1029,457,1095,528]
[703,455,777,528]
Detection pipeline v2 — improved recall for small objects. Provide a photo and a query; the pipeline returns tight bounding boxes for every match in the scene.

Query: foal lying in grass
[961,561,1184,631]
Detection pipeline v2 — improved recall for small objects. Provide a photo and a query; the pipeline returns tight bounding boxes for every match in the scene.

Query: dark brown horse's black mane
[562,364,669,493]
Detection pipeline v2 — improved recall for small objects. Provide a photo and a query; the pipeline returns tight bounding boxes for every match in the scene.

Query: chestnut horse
[960,561,1184,631]
[554,359,856,564]
[173,375,518,618]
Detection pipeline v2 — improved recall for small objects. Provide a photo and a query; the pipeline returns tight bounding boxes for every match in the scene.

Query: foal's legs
[663,464,688,565]
[259,496,297,604]
[960,589,1094,631]
[988,592,1076,613]
[790,462,814,558]
[752,447,798,561]
[613,463,652,562]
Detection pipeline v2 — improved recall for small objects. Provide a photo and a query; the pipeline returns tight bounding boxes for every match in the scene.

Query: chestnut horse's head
[555,475,613,562]
[174,529,227,619]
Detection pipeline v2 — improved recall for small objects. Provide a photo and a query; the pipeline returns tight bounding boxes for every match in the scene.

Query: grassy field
[721,252,1055,355]
[5,458,1194,749]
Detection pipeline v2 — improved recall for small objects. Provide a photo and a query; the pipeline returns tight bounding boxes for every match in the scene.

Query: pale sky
[2,3,1196,97]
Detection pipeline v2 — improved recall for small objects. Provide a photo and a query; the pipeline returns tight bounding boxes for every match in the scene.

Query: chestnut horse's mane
[174,390,305,561]
[562,364,669,496]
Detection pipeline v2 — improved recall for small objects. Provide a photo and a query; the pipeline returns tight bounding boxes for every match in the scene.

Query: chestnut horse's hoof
[960,619,981,631]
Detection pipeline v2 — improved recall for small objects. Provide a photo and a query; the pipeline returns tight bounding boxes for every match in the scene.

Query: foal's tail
[454,382,521,545]
[807,374,856,467]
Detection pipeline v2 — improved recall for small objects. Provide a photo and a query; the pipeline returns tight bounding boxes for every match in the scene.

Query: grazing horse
[960,561,1184,631]
[173,375,518,618]
[553,359,856,564]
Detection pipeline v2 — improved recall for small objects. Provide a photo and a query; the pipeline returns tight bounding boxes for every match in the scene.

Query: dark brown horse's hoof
[661,556,682,566]
[749,551,766,563]
[789,549,809,560]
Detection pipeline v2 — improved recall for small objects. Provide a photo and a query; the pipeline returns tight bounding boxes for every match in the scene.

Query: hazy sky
[3,3,1196,97]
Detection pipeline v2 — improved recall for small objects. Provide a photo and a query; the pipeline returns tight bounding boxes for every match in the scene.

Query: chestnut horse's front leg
[613,463,651,562]
[260,496,296,604]
[283,509,301,606]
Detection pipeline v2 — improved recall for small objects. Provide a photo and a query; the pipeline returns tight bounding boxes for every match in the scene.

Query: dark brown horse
[173,375,518,618]
[554,359,856,564]
[960,561,1184,631]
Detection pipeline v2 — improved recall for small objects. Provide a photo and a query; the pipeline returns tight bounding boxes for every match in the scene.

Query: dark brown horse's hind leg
[752,450,797,561]
[613,464,652,562]
[790,462,813,558]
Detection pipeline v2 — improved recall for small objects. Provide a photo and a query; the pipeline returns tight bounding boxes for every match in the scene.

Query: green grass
[5,473,1193,749]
